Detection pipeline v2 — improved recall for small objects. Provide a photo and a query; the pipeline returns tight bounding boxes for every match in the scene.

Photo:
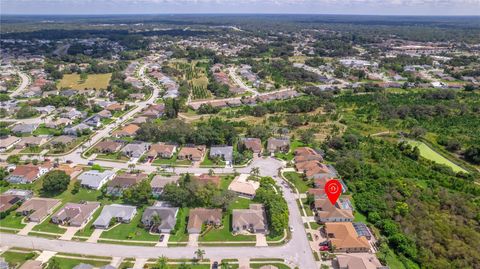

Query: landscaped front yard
[283,172,312,193]
[100,209,159,241]
[0,251,37,268]
[169,208,189,243]
[274,140,308,161]
[32,217,67,234]
[153,152,191,166]
[200,197,256,242]
[0,211,26,229]
[50,256,111,269]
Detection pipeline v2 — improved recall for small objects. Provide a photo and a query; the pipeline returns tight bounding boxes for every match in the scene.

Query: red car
[319,245,329,251]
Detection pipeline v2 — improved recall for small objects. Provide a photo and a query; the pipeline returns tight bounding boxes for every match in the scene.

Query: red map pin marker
[325,179,342,205]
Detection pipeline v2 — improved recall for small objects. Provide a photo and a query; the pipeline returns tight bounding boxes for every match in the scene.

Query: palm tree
[151,214,162,233]
[155,256,168,269]
[250,167,260,177]
[194,248,205,261]
[208,168,214,176]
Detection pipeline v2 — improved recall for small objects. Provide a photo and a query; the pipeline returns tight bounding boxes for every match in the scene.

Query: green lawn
[283,172,312,193]
[33,125,61,136]
[57,73,112,90]
[220,176,235,190]
[200,198,256,242]
[301,198,313,216]
[153,152,192,166]
[275,140,307,161]
[250,263,290,269]
[0,251,37,268]
[407,140,467,173]
[169,208,189,242]
[97,152,129,161]
[0,211,26,229]
[309,222,321,230]
[32,218,66,234]
[199,214,255,242]
[50,257,111,269]
[100,209,159,241]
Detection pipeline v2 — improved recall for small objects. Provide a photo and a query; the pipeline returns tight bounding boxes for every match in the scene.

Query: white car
[289,226,294,232]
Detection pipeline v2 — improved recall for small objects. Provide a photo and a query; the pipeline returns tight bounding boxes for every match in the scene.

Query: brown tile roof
[16,197,60,222]
[314,198,354,220]
[296,161,330,178]
[147,143,176,157]
[178,145,206,159]
[108,173,148,188]
[95,141,123,152]
[187,208,222,231]
[241,138,262,153]
[325,222,370,251]
[112,124,140,137]
[0,194,21,212]
[10,164,40,182]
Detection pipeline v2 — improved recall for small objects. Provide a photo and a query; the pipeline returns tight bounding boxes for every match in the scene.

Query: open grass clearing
[57,73,112,90]
[406,140,467,173]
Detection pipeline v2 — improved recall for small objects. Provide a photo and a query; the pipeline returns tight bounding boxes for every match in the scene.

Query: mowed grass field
[58,73,112,90]
[407,140,467,173]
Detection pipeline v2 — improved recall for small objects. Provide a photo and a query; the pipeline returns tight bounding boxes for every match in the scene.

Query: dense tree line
[136,118,237,146]
[161,173,235,208]
[327,135,480,268]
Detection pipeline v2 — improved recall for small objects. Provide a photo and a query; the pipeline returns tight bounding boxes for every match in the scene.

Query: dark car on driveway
[212,261,218,269]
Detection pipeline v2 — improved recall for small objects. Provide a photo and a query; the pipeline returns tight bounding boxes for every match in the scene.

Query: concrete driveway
[255,234,267,247]
[188,234,199,247]
[60,227,81,241]
[155,234,169,247]
[86,229,103,243]
[18,222,36,236]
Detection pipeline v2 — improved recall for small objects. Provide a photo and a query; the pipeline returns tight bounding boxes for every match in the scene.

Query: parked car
[159,234,165,242]
[88,161,94,166]
[319,245,329,251]
[289,226,294,232]
[66,160,72,164]
[212,261,218,269]
[319,241,329,246]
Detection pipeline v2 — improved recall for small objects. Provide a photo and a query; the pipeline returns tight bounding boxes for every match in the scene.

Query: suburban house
[296,161,332,179]
[97,110,112,118]
[49,135,76,147]
[16,198,61,223]
[335,255,384,269]
[210,146,234,165]
[60,108,86,120]
[77,170,115,190]
[294,147,324,163]
[267,137,290,153]
[0,136,21,152]
[228,174,260,199]
[324,222,371,253]
[112,124,140,138]
[141,204,179,233]
[94,140,124,154]
[11,124,39,134]
[106,103,125,112]
[16,136,50,149]
[150,175,180,196]
[107,173,148,196]
[120,142,150,158]
[6,162,53,184]
[0,189,33,213]
[193,174,221,187]
[64,123,92,136]
[187,208,222,234]
[239,138,263,155]
[232,204,268,234]
[177,145,206,162]
[313,198,354,223]
[141,104,165,118]
[146,143,177,160]
[51,202,100,227]
[45,118,72,129]
[93,204,137,229]
[83,115,102,127]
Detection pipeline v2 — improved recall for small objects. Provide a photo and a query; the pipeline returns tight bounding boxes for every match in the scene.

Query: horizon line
[2,13,480,17]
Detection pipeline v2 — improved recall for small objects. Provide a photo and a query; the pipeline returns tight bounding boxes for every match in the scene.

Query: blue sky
[1,0,479,16]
